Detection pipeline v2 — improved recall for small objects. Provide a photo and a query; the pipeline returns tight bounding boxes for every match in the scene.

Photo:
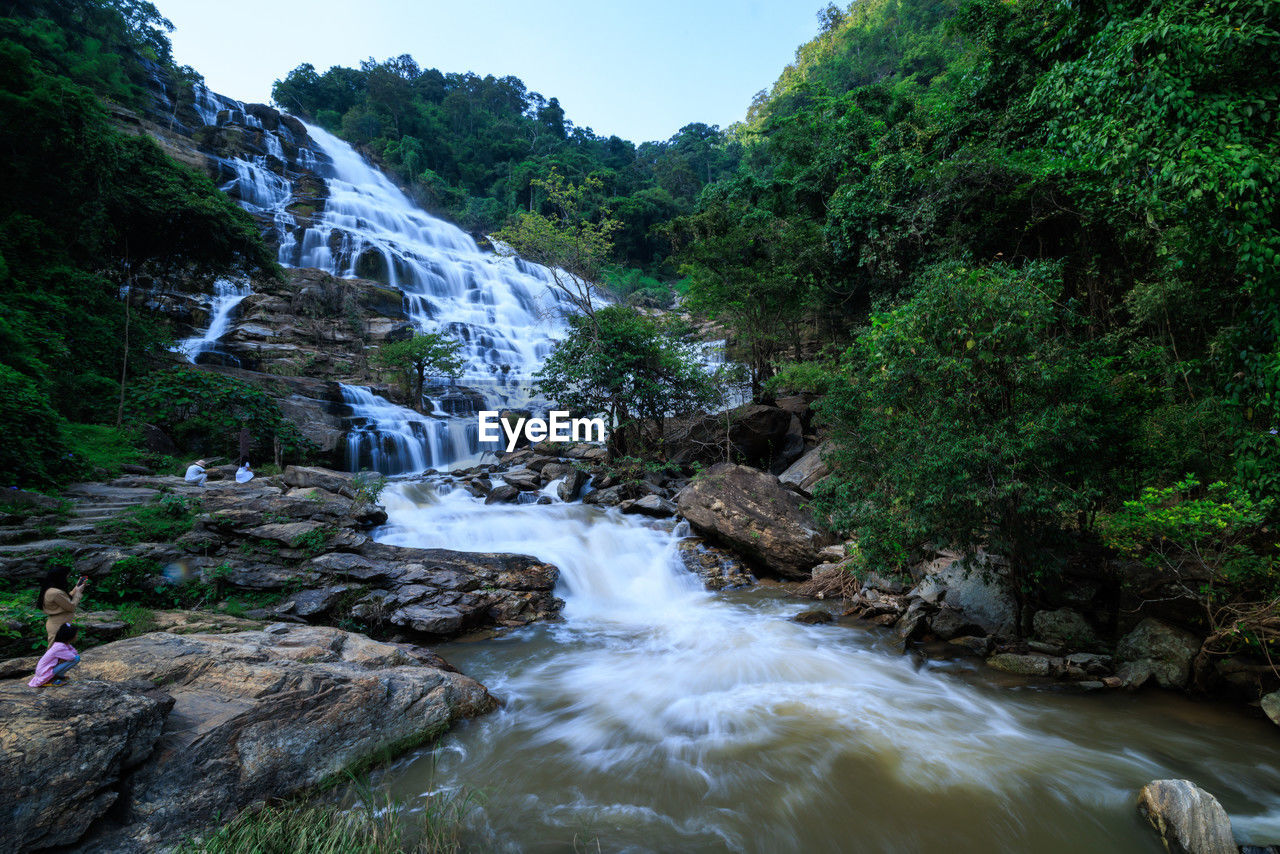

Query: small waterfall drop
[176,277,251,365]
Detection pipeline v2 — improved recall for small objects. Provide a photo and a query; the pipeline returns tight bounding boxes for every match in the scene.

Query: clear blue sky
[157,0,826,144]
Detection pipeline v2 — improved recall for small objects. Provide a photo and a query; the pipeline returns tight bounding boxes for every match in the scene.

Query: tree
[370,332,464,413]
[815,263,1117,633]
[492,168,619,326]
[535,306,718,458]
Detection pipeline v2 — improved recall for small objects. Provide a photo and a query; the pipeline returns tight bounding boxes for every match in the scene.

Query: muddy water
[372,481,1280,853]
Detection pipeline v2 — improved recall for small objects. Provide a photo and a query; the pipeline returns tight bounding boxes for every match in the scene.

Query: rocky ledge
[0,465,563,644]
[1,625,493,853]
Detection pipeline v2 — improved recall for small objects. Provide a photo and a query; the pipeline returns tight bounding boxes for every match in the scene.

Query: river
[364,478,1280,853]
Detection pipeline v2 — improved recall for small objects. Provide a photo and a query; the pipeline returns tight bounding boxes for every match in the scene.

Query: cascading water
[188,87,574,473]
[371,481,1280,853]
[176,277,251,365]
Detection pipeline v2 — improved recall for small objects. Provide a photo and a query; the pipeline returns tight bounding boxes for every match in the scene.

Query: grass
[101,495,197,545]
[178,782,472,854]
[63,423,144,478]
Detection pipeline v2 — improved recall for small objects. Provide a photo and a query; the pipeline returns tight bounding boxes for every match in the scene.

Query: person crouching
[30,623,81,688]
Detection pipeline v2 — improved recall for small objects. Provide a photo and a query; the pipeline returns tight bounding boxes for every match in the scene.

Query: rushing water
[184,86,574,473]
[370,480,1280,853]
[176,277,251,364]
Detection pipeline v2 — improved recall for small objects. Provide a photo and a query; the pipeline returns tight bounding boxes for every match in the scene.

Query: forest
[2,0,1278,647]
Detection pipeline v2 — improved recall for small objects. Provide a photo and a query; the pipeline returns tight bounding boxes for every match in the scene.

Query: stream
[367,478,1280,853]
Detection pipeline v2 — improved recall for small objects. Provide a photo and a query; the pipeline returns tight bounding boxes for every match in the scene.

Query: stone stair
[59,484,163,536]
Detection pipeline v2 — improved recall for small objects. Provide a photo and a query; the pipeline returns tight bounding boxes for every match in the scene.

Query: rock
[0,679,173,851]
[1033,608,1099,647]
[675,538,754,590]
[675,463,835,579]
[500,468,542,491]
[556,468,588,502]
[274,585,351,618]
[484,484,519,504]
[793,609,834,625]
[620,494,677,518]
[777,442,830,497]
[72,626,495,849]
[282,465,358,499]
[1116,618,1201,689]
[897,599,931,641]
[1261,691,1280,727]
[1137,780,1237,854]
[817,544,846,562]
[986,653,1053,677]
[140,422,178,456]
[948,635,992,656]
[862,571,906,596]
[929,605,984,640]
[1064,652,1114,676]
[582,485,624,507]
[909,555,1016,638]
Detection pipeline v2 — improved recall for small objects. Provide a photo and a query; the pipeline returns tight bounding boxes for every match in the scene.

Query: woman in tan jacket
[38,567,87,644]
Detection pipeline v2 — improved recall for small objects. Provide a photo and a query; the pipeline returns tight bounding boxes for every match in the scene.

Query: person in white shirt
[184,459,207,486]
[235,460,254,484]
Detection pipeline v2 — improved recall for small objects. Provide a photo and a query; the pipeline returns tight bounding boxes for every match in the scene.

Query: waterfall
[176,277,251,365]
[187,87,574,473]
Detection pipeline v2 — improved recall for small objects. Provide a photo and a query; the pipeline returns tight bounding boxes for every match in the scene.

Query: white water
[373,481,1280,852]
[188,88,574,473]
[176,277,251,363]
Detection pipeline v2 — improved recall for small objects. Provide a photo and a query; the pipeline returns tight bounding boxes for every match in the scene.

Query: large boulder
[1263,691,1280,728]
[1137,780,1237,854]
[675,463,835,579]
[1032,608,1099,648]
[72,626,494,849]
[282,464,359,499]
[1,680,173,852]
[676,537,754,590]
[777,442,830,497]
[910,556,1017,639]
[1117,618,1201,689]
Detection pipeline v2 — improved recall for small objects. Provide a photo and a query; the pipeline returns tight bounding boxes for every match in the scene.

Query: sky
[156,0,826,144]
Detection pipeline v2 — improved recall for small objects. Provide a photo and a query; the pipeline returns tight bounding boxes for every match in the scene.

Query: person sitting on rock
[184,459,208,486]
[37,567,86,644]
[29,622,81,688]
[235,459,254,484]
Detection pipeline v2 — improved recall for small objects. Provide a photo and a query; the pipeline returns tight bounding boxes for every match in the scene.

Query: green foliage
[101,494,196,545]
[124,369,314,463]
[0,6,277,488]
[493,170,619,320]
[271,57,740,269]
[177,783,470,854]
[816,264,1116,627]
[1104,477,1277,601]
[292,527,333,557]
[0,585,44,653]
[62,423,144,479]
[535,306,720,458]
[351,471,387,507]
[370,332,464,413]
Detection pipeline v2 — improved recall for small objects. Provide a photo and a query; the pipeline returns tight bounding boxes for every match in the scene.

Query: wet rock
[1116,618,1201,689]
[71,627,494,850]
[777,442,830,497]
[675,463,835,579]
[675,538,754,590]
[582,485,624,507]
[910,555,1016,639]
[556,468,589,502]
[1065,652,1114,676]
[282,465,359,499]
[929,605,984,640]
[1137,779,1236,854]
[620,494,677,518]
[0,679,173,852]
[1262,691,1280,728]
[793,609,834,625]
[986,653,1053,677]
[897,599,932,641]
[485,484,519,504]
[501,468,542,491]
[1033,608,1099,648]
[948,635,993,656]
